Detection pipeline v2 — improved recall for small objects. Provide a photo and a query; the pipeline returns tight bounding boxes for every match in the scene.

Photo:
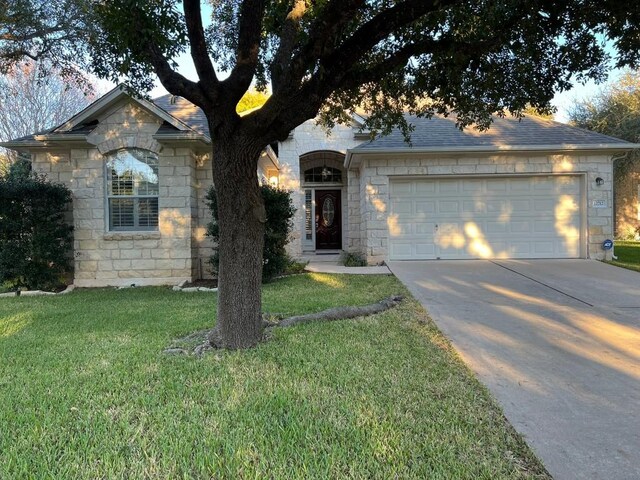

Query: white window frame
[105,149,159,232]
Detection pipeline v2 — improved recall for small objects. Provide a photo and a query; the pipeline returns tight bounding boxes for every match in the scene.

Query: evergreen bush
[206,184,295,282]
[0,159,73,290]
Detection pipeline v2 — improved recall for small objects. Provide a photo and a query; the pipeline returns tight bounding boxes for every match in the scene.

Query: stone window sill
[103,232,161,241]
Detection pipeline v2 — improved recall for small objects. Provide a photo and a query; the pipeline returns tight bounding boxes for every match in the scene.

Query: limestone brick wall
[277,119,364,256]
[30,102,200,287]
[354,152,615,264]
[347,169,361,251]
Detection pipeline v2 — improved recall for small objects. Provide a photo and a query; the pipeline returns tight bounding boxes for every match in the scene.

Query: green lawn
[0,274,548,479]
[608,241,640,272]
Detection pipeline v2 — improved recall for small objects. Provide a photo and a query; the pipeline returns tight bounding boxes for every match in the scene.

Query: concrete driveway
[389,260,640,480]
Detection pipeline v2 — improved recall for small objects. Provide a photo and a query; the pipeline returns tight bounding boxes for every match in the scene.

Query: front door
[315,190,342,249]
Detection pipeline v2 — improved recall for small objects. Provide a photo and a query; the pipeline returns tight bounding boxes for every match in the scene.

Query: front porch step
[300,252,342,263]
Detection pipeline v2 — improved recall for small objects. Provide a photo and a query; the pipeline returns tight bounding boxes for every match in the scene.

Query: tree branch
[337,37,502,92]
[270,0,307,91]
[222,0,266,105]
[317,0,462,82]
[146,44,211,109]
[183,0,219,98]
[282,0,366,91]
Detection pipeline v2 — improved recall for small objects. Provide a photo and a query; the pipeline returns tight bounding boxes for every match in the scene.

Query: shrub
[206,184,296,282]
[0,159,73,290]
[284,259,309,275]
[341,250,367,267]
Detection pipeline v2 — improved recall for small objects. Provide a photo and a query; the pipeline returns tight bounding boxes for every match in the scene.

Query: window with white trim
[106,149,159,231]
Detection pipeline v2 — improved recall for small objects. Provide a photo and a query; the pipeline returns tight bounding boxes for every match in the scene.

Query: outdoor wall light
[595,177,604,186]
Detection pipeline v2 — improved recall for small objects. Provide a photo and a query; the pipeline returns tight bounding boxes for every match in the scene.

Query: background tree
[0,0,90,82]
[569,70,640,237]
[0,60,94,164]
[569,70,640,172]
[87,0,640,349]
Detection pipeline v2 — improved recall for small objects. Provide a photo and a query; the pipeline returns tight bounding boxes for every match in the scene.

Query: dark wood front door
[315,190,342,249]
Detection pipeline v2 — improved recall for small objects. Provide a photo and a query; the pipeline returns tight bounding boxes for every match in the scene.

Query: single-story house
[2,86,638,287]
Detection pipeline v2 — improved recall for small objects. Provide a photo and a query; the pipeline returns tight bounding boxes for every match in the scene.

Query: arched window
[304,166,342,183]
[106,149,159,230]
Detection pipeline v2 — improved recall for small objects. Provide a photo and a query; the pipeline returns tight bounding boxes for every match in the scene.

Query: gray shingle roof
[353,114,632,151]
[153,95,209,136]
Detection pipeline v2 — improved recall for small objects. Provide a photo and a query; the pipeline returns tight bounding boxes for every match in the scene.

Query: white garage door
[388,176,582,260]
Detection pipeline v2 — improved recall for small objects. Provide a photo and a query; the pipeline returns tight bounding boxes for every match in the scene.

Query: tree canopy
[569,70,640,176]
[0,0,91,82]
[570,70,640,143]
[89,0,640,140]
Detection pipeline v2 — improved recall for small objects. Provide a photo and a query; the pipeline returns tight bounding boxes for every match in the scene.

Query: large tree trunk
[208,135,266,349]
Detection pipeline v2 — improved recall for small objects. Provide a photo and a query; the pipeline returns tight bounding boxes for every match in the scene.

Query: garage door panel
[415,182,436,194]
[534,220,556,233]
[533,198,556,211]
[438,182,459,194]
[438,200,460,214]
[391,200,412,214]
[486,221,508,234]
[390,181,412,195]
[510,221,532,233]
[415,201,436,214]
[462,199,486,214]
[532,241,555,255]
[509,179,533,192]
[462,179,484,193]
[389,176,583,260]
[415,223,435,234]
[488,179,508,192]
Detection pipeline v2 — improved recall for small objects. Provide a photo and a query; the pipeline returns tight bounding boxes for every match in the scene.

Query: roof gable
[55,86,193,134]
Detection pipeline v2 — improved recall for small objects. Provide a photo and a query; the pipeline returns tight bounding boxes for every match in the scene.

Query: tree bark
[207,134,266,349]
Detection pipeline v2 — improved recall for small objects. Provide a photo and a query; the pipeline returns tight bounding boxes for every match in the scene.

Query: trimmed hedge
[0,160,73,290]
[206,184,295,282]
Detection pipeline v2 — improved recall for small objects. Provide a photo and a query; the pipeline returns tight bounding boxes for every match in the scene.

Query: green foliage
[207,184,295,282]
[0,159,73,290]
[0,0,91,87]
[90,1,640,136]
[284,259,308,275]
[236,89,269,113]
[341,251,367,267]
[89,0,188,93]
[569,70,640,178]
[521,104,555,120]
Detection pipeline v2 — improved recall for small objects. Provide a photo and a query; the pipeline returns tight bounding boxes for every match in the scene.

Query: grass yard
[608,241,640,272]
[0,274,548,479]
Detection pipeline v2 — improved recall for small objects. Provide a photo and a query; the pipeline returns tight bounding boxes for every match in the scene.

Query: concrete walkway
[305,262,391,274]
[389,259,640,480]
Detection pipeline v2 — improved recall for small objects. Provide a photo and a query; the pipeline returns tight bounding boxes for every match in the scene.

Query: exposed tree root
[277,295,404,327]
[163,295,404,355]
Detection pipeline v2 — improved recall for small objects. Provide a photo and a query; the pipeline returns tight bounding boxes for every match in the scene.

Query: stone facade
[32,102,198,287]
[350,152,615,263]
[277,119,365,256]
[20,94,625,285]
